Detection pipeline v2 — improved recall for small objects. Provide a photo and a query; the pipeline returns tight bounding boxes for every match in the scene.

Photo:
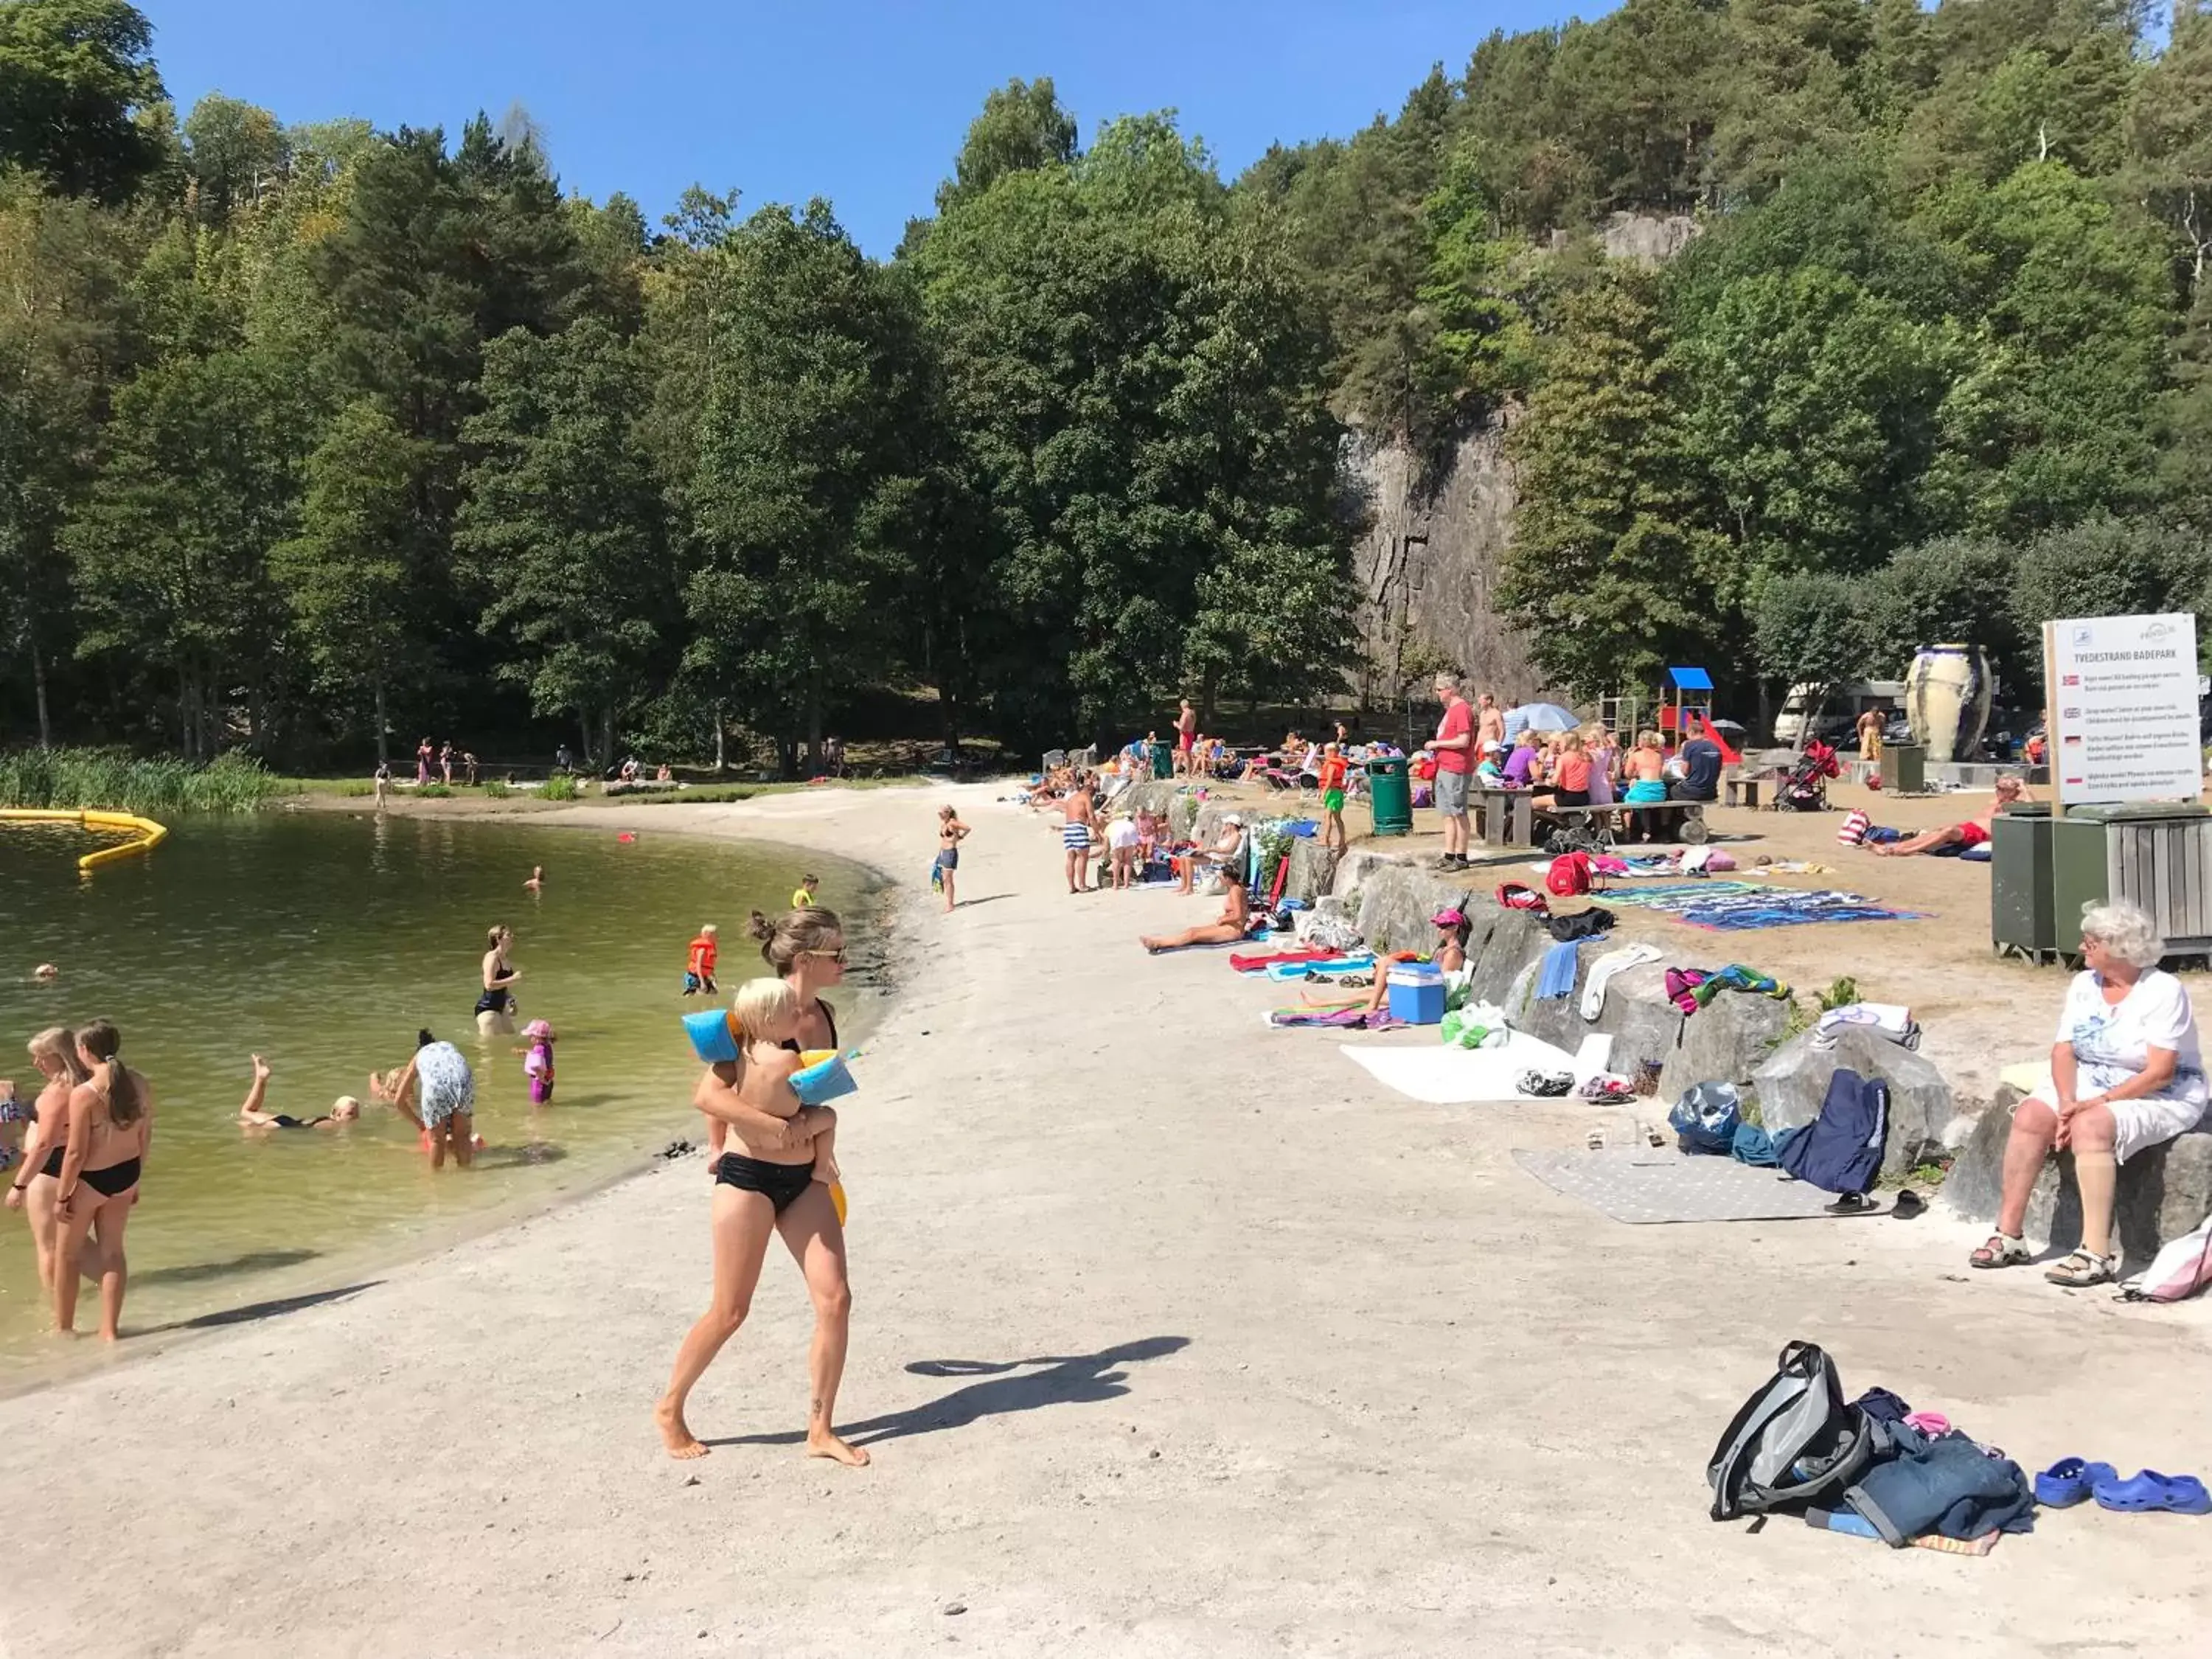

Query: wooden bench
[1723,774,1763,810]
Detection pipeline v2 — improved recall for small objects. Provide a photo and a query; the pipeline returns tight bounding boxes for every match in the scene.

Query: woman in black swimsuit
[5,1026,91,1296]
[476,924,522,1036]
[748,907,846,1054]
[54,1019,152,1340]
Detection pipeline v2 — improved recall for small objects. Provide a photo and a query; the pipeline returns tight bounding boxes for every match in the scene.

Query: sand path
[2,783,2208,1657]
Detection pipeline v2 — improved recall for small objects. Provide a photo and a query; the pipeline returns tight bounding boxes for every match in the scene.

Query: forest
[4,0,2212,770]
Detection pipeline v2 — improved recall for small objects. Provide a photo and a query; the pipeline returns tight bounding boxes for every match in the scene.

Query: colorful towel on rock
[1591,881,1926,931]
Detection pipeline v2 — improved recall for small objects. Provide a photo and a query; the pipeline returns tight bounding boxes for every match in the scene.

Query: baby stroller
[1778,739,1840,811]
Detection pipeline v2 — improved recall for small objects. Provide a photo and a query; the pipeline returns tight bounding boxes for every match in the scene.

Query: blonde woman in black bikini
[5,1026,91,1298]
[657,978,860,1467]
[53,1019,152,1340]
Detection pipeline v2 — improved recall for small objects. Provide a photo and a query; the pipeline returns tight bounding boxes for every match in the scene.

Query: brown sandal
[1969,1233,2030,1269]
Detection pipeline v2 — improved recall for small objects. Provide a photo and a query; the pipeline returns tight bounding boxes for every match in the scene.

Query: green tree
[1751,569,1875,739]
[0,0,166,203]
[685,201,921,772]
[270,401,426,764]
[181,92,289,223]
[66,349,304,757]
[1864,533,2023,681]
[457,319,670,762]
[1502,270,1722,699]
[933,76,1078,215]
[2009,518,2212,641]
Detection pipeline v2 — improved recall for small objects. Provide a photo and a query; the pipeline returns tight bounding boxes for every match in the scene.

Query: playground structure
[0,807,169,874]
[1606,667,1742,765]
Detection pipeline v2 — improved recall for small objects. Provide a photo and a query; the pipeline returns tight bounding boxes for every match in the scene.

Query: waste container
[1989,802,2053,959]
[1366,755,1411,837]
[2051,802,2212,955]
[1882,743,1925,794]
[1150,740,1172,780]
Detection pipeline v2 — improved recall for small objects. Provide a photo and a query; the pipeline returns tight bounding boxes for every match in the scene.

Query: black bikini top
[780,998,838,1054]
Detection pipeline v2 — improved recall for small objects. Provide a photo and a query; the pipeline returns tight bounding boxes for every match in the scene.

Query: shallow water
[0,810,880,1375]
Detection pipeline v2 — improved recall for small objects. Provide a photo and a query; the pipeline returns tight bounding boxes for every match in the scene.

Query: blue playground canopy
[1666,667,1714,692]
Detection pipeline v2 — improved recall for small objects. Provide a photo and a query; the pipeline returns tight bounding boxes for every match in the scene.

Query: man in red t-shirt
[1422,672,1475,870]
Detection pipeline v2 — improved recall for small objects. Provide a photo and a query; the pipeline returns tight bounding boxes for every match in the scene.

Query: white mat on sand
[1342,1032,1610,1105]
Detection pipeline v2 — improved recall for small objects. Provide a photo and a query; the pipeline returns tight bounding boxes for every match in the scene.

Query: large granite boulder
[1283,837,1340,904]
[1749,1026,1952,1181]
[1657,990,1793,1102]
[1947,1085,2212,1270]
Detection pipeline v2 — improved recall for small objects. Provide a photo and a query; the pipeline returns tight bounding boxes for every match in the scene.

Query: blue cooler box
[1387,963,1446,1025]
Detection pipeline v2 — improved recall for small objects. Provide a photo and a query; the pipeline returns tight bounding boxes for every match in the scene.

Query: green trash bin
[1882,743,1924,794]
[1989,802,2053,959]
[2052,801,2212,953]
[1367,755,1411,838]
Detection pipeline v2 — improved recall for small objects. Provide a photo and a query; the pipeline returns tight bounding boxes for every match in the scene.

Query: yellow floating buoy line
[0,807,170,874]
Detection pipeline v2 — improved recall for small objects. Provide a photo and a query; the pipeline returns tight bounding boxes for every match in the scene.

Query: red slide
[1697,712,1741,765]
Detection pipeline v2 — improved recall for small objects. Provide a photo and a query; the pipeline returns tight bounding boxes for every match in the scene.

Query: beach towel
[1811,1003,1920,1051]
[1342,1031,1587,1104]
[1266,1006,1402,1030]
[1582,942,1663,1020]
[1230,947,1332,973]
[1691,964,1791,1006]
[1593,883,1927,932]
[1537,940,1582,999]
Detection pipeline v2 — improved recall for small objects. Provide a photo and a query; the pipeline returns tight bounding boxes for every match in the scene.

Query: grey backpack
[1707,1341,1882,1521]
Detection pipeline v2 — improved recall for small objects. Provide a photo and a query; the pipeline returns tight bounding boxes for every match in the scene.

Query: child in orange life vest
[683,923,719,997]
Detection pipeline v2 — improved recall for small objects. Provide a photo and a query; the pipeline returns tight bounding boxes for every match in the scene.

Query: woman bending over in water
[54,1020,152,1340]
[658,977,861,1467]
[237,1054,361,1130]
[372,1030,478,1168]
[6,1027,91,1298]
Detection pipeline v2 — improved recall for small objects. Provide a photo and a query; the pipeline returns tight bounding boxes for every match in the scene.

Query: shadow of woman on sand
[707,1335,1189,1449]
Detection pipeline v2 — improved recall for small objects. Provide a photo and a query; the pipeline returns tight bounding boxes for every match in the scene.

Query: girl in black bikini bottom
[713,1152,815,1214]
[76,1158,140,1198]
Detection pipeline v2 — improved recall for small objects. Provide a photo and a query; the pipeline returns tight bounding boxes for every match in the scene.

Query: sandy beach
[4,782,2209,1658]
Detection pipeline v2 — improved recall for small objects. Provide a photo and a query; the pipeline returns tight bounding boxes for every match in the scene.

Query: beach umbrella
[1505,702,1579,739]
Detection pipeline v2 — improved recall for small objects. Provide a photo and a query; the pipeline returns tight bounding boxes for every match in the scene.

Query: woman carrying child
[657,977,862,1467]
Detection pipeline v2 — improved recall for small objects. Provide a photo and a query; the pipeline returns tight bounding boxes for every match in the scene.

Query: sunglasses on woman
[804,947,848,967]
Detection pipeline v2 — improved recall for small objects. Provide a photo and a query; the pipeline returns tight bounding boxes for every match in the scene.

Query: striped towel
[1836,808,1871,846]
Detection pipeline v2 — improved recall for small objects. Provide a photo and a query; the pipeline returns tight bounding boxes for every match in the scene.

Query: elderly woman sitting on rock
[1972,901,2209,1286]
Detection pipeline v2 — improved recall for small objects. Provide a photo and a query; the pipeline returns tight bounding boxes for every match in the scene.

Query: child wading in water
[684,923,719,998]
[658,978,860,1465]
[519,1020,556,1104]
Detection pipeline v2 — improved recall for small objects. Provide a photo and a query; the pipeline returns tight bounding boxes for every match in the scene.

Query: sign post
[2042,613,2202,808]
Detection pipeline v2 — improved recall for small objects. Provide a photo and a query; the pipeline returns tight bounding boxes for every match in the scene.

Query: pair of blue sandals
[2036,1458,2211,1514]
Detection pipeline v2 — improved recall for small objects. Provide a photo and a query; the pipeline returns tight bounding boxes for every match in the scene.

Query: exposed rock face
[1345,421,1548,712]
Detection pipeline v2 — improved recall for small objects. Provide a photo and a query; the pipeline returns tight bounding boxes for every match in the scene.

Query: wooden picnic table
[1468,784,1536,849]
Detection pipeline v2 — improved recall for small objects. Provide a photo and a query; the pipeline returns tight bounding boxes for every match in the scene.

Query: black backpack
[1707,1341,1884,1521]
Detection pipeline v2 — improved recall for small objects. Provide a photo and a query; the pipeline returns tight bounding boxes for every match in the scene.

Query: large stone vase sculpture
[1905,643,1992,763]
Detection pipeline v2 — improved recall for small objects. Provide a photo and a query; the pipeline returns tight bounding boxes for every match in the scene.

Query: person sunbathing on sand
[237,1054,360,1130]
[1871,776,2028,858]
[657,977,862,1468]
[1141,883,1254,954]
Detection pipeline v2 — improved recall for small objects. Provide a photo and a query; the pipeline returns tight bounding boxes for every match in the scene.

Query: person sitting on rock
[1970,901,2208,1287]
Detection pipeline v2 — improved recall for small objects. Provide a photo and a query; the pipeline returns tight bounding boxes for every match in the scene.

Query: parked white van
[1773,681,1905,746]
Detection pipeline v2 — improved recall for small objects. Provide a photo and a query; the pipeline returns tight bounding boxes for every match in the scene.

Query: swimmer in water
[33,964,57,982]
[524,866,543,892]
[237,1055,361,1130]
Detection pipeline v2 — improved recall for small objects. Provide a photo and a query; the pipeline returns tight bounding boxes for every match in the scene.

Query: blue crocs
[2093,1470,2212,1515]
[2034,1458,2116,1508]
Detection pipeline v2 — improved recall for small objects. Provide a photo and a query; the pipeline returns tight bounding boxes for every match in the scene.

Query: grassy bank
[0,749,291,815]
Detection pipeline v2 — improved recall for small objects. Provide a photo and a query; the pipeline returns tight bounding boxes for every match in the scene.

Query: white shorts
[2026,1075,2209,1164]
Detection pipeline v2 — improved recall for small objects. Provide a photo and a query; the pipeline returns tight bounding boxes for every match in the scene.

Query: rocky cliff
[1345,417,1548,709]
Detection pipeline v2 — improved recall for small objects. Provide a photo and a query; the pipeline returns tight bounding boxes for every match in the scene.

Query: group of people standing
[4,1021,150,1340]
[1420,675,1723,869]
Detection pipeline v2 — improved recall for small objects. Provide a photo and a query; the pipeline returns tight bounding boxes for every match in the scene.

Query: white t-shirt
[2053,969,2208,1105]
[1107,818,1139,850]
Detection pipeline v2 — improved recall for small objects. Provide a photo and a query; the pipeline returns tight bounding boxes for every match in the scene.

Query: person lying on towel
[1141,883,1256,954]
[1871,776,2028,857]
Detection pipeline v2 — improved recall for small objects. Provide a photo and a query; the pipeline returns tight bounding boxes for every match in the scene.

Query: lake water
[0,810,881,1377]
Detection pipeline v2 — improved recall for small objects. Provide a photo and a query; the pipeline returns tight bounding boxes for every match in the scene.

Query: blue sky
[139,1,1597,254]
